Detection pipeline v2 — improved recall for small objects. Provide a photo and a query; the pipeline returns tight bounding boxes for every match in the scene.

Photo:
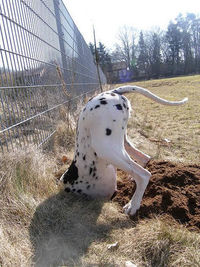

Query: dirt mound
[113,160,200,231]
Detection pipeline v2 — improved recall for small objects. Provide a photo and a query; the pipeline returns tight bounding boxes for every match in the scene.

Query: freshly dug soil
[113,160,200,231]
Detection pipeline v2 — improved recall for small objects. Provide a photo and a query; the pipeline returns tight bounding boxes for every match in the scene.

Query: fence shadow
[29,191,111,266]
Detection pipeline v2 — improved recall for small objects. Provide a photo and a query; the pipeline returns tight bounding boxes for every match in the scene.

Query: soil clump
[113,160,200,231]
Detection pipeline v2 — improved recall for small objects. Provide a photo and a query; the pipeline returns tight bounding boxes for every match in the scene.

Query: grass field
[124,75,200,164]
[0,75,200,266]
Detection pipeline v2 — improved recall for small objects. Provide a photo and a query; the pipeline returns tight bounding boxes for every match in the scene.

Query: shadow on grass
[29,191,132,266]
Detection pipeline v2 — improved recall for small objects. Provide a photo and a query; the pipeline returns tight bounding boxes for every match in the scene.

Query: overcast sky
[64,0,199,48]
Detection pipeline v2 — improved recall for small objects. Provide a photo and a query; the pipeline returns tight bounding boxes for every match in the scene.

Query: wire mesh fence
[0,0,106,153]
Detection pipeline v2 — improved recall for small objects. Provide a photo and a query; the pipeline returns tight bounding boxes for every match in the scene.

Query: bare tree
[110,13,200,81]
[114,26,138,69]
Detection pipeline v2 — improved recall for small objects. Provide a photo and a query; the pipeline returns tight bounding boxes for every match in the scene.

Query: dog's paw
[123,202,139,216]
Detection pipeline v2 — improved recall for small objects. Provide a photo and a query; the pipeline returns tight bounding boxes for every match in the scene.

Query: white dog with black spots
[61,85,188,215]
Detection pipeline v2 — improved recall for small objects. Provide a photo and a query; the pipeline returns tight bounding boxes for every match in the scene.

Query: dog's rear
[61,86,188,215]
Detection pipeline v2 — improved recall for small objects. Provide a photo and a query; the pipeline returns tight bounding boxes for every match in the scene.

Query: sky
[64,0,199,49]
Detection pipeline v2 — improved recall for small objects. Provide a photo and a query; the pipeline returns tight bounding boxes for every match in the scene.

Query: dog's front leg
[123,166,151,216]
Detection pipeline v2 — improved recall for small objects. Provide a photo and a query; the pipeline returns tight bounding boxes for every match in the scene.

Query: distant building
[106,61,133,83]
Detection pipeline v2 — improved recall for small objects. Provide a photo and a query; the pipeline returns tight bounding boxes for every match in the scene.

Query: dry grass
[81,215,200,266]
[0,147,58,266]
[0,75,200,266]
[122,75,200,164]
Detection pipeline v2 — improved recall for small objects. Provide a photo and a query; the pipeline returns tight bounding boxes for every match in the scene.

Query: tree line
[89,13,200,83]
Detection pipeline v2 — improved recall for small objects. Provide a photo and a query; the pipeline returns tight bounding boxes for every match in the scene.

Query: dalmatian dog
[61,85,188,215]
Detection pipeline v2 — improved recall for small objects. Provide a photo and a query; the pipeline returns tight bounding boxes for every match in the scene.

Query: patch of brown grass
[123,75,200,164]
[77,213,200,266]
[103,215,200,266]
[0,147,58,266]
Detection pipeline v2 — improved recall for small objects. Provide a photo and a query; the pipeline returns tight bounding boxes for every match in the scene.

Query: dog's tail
[112,85,188,106]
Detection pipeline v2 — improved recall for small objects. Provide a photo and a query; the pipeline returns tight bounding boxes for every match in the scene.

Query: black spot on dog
[90,108,93,111]
[83,155,86,160]
[65,187,71,192]
[94,152,97,157]
[87,185,91,189]
[113,119,116,122]
[83,117,85,120]
[77,189,82,193]
[100,100,107,105]
[106,128,112,135]
[72,189,76,192]
[95,105,100,109]
[83,107,86,112]
[121,96,126,101]
[99,97,106,100]
[63,160,79,185]
[115,104,123,110]
[89,167,93,175]
[123,103,126,108]
[122,127,124,130]
[80,180,83,183]
[77,152,80,156]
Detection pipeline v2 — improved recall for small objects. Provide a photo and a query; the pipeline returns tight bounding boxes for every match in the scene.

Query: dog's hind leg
[124,134,151,167]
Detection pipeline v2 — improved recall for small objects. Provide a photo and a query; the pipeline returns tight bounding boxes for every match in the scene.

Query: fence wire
[0,0,106,153]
